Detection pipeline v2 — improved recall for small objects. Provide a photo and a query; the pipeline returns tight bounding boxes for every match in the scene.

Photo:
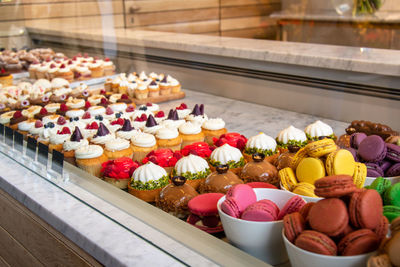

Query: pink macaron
[221,184,257,218]
[277,195,306,220]
[241,199,280,222]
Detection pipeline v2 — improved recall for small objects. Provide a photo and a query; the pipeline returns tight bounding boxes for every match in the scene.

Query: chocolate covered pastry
[347,120,398,140]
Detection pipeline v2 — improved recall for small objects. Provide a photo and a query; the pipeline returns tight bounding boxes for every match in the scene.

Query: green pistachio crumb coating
[172,168,211,180]
[130,175,170,190]
[276,139,308,149]
[209,157,245,169]
[244,147,277,156]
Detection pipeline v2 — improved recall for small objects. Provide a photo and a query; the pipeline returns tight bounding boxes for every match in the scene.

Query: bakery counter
[0,89,348,266]
[27,26,400,130]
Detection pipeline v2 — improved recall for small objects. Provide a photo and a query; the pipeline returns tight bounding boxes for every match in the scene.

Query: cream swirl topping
[44,103,60,113]
[116,128,141,140]
[51,78,69,89]
[246,132,277,151]
[131,162,167,183]
[18,119,35,131]
[131,133,156,147]
[105,138,130,152]
[179,122,201,135]
[175,154,209,174]
[66,98,85,109]
[109,103,127,113]
[210,143,243,164]
[156,127,179,139]
[304,120,334,138]
[50,132,71,145]
[91,133,115,145]
[0,111,15,124]
[66,109,84,118]
[276,125,307,144]
[63,138,89,152]
[75,145,103,159]
[202,118,225,131]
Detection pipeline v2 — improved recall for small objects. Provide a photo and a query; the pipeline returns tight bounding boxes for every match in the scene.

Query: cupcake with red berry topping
[173,154,211,190]
[88,60,104,78]
[49,126,71,152]
[108,117,124,132]
[125,104,136,118]
[83,121,99,139]
[175,103,191,119]
[28,120,44,139]
[213,132,247,152]
[209,143,245,175]
[181,142,212,159]
[156,127,182,151]
[131,132,157,163]
[34,107,49,121]
[102,157,139,189]
[57,103,69,117]
[132,113,148,130]
[17,118,36,136]
[63,127,88,165]
[9,110,27,130]
[117,94,135,106]
[142,148,182,174]
[179,121,205,148]
[102,58,115,76]
[104,138,133,160]
[202,118,227,146]
[154,110,166,124]
[56,64,74,82]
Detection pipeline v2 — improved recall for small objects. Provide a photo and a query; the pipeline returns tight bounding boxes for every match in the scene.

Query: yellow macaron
[306,138,337,158]
[325,149,355,176]
[296,157,325,185]
[353,162,367,188]
[279,167,298,191]
[290,147,308,170]
[293,182,318,198]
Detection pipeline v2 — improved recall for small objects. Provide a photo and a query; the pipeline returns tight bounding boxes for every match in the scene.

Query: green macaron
[384,183,400,207]
[383,205,400,222]
[369,177,392,196]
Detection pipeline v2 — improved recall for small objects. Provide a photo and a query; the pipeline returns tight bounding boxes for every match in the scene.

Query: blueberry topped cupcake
[209,143,245,175]
[304,120,336,141]
[243,132,278,163]
[173,154,211,190]
[276,125,307,151]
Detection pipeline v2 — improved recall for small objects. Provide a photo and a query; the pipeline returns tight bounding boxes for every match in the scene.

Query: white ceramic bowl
[282,231,375,267]
[365,176,400,186]
[280,182,323,203]
[217,188,299,265]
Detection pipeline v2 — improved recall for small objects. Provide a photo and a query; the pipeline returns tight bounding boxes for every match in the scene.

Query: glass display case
[0,0,399,266]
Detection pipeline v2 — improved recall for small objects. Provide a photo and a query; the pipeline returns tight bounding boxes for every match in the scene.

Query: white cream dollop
[50,132,71,145]
[276,125,307,144]
[75,145,104,159]
[116,128,142,140]
[63,139,89,152]
[210,143,243,164]
[66,109,84,118]
[131,162,167,183]
[246,132,277,151]
[91,133,115,145]
[131,133,156,147]
[156,127,179,139]
[202,118,225,131]
[18,120,35,131]
[179,122,201,135]
[105,138,130,152]
[174,154,209,174]
[304,120,334,138]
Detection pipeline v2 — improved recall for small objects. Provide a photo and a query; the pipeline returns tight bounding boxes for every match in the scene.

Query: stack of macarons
[220,184,306,222]
[347,133,400,177]
[366,177,400,222]
[279,138,366,198]
[367,216,400,266]
[284,175,386,256]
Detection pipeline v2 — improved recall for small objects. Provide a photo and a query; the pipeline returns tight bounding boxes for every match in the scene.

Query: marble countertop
[0,89,349,266]
[28,26,400,77]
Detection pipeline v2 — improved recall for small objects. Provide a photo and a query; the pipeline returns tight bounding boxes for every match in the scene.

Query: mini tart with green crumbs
[173,154,211,190]
[304,120,336,141]
[128,162,169,202]
[209,143,245,175]
[276,125,308,151]
[243,132,279,163]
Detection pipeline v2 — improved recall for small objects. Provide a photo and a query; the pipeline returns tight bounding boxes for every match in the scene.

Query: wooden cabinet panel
[125,0,219,13]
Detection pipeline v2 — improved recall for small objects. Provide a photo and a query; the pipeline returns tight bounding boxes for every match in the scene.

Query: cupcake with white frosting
[90,122,114,147]
[49,126,71,152]
[179,121,205,148]
[209,143,245,175]
[167,75,181,93]
[29,120,44,138]
[202,118,227,146]
[142,115,163,135]
[243,132,279,163]
[131,132,157,163]
[128,162,169,202]
[276,125,307,151]
[17,118,36,135]
[175,103,191,119]
[63,127,89,165]
[135,82,149,99]
[116,119,141,140]
[161,109,185,129]
[185,104,208,125]
[156,127,182,151]
[104,138,133,160]
[173,154,210,190]
[304,120,336,141]
[75,144,108,177]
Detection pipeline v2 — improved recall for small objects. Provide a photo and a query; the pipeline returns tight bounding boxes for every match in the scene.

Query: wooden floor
[0,188,102,267]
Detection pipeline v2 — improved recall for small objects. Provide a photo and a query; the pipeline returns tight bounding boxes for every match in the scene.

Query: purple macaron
[386,143,400,163]
[386,163,400,177]
[380,160,393,173]
[366,163,385,177]
[345,147,359,162]
[350,133,367,149]
[358,135,387,162]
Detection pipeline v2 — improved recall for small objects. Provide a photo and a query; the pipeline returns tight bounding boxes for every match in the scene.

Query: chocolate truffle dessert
[155,176,198,219]
[241,153,279,187]
[199,164,243,194]
[336,127,355,148]
[275,145,299,170]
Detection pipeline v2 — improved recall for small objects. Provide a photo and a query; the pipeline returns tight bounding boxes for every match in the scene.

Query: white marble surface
[28,27,400,77]
[0,89,350,266]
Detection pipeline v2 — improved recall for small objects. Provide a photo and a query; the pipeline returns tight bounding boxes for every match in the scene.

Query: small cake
[167,75,181,93]
[243,132,279,163]
[75,145,108,177]
[181,142,212,159]
[202,118,227,146]
[186,104,208,125]
[89,60,104,78]
[304,120,336,141]
[173,154,211,190]
[116,119,141,140]
[175,103,191,119]
[275,145,300,170]
[0,68,13,86]
[178,121,205,148]
[213,132,247,151]
[102,157,139,189]
[155,127,182,151]
[118,80,129,95]
[63,127,88,165]
[49,126,71,152]
[75,64,91,81]
[102,58,115,76]
[44,103,60,114]
[142,148,182,174]
[90,122,114,147]
[66,98,85,110]
[17,118,36,135]
[199,165,243,194]
[276,125,307,151]
[28,120,44,139]
[132,113,148,130]
[128,162,170,202]
[57,64,74,82]
[9,110,27,130]
[240,153,279,187]
[135,82,149,99]
[142,115,163,135]
[0,110,15,126]
[154,110,166,124]
[161,109,185,129]
[127,81,137,98]
[159,76,171,95]
[155,176,198,219]
[147,80,160,97]
[104,138,133,160]
[131,132,158,162]
[209,143,245,175]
